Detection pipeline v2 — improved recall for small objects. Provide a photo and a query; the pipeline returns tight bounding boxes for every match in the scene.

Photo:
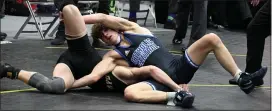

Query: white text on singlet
[131,38,160,66]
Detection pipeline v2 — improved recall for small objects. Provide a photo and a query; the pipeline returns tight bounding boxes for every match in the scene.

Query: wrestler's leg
[186,33,239,76]
[62,4,87,40]
[113,66,181,91]
[124,81,194,108]
[185,33,267,94]
[0,62,74,94]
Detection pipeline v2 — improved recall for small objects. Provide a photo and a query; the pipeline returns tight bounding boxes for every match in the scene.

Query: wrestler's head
[91,23,120,45]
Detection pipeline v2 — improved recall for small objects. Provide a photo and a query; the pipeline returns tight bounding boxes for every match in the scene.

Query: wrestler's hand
[179,84,189,92]
[251,0,260,6]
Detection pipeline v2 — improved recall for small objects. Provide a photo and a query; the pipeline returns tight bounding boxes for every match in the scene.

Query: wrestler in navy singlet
[114,32,199,86]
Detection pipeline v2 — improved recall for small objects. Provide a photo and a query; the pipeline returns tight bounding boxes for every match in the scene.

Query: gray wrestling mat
[0,16,271,110]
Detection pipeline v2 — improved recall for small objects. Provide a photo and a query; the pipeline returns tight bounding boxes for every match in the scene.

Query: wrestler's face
[101,28,119,45]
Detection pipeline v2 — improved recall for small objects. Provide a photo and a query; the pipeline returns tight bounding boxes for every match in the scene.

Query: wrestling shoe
[172,38,182,45]
[229,78,263,86]
[0,62,19,79]
[164,19,177,29]
[237,67,267,94]
[229,67,267,86]
[51,22,66,45]
[0,32,7,41]
[174,90,195,108]
[51,31,66,45]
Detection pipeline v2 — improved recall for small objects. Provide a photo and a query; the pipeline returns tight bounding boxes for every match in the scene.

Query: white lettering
[131,38,160,66]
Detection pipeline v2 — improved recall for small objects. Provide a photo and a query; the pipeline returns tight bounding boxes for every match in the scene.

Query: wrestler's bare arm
[83,13,138,31]
[71,57,117,89]
[113,66,182,92]
[71,50,128,89]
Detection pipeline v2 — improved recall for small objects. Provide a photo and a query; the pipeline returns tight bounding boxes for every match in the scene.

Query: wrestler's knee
[28,73,66,94]
[62,4,77,13]
[203,33,222,48]
[124,84,150,102]
[124,82,153,102]
[124,86,140,102]
[39,77,66,94]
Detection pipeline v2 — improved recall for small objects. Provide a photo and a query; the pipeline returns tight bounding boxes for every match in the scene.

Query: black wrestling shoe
[237,67,267,94]
[237,72,255,94]
[0,32,7,41]
[164,20,177,29]
[229,78,264,86]
[0,13,4,19]
[229,78,237,85]
[172,38,182,45]
[0,62,8,78]
[51,22,66,45]
[174,90,195,108]
[229,67,267,86]
[0,62,18,79]
[51,32,66,45]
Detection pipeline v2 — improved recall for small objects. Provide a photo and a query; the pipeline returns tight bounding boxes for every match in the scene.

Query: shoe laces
[176,90,192,101]
[238,72,253,86]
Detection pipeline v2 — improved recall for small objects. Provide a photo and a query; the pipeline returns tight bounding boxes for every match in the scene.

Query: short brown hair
[91,23,104,39]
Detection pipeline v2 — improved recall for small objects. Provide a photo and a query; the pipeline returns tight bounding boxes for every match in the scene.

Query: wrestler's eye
[103,28,109,32]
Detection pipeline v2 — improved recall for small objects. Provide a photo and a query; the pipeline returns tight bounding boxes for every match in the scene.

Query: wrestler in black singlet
[114,32,199,91]
[56,35,127,92]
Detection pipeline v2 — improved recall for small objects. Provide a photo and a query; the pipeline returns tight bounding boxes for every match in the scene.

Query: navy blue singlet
[114,32,181,82]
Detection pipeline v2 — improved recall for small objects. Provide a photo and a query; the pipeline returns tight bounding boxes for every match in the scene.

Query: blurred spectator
[128,0,179,29]
[207,0,228,30]
[0,0,7,41]
[245,0,270,75]
[207,0,253,30]
[164,0,178,29]
[225,0,253,29]
[172,0,208,51]
[229,0,270,85]
[237,0,253,29]
[128,0,140,22]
